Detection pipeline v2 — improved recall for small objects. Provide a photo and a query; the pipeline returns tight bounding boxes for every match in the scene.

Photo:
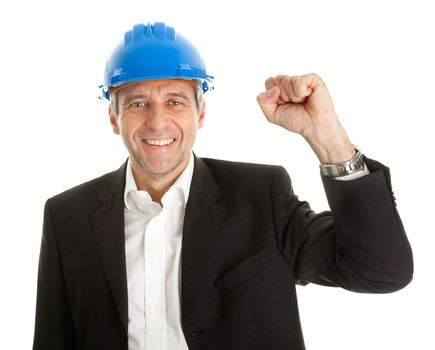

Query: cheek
[120,117,139,137]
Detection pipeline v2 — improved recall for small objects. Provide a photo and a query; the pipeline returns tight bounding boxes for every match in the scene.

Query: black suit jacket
[33,156,413,350]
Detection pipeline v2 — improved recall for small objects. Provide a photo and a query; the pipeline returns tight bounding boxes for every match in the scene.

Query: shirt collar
[124,153,195,210]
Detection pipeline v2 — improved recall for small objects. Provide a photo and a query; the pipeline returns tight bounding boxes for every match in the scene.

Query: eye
[125,100,148,112]
[131,101,146,108]
[168,99,183,107]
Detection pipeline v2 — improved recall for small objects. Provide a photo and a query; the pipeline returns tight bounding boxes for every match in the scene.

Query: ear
[197,100,206,129]
[109,106,120,135]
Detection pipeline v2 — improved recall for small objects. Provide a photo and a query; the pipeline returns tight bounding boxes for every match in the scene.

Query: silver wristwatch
[319,146,364,178]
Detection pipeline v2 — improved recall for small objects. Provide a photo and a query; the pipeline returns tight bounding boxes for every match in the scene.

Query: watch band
[319,146,364,178]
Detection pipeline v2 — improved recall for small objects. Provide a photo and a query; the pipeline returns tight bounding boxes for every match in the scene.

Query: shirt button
[153,307,162,316]
[150,261,159,270]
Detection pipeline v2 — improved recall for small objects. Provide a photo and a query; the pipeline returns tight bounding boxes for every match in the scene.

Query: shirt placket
[144,208,166,350]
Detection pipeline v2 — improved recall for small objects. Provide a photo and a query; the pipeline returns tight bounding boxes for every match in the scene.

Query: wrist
[319,145,364,178]
[312,144,356,164]
[303,121,356,164]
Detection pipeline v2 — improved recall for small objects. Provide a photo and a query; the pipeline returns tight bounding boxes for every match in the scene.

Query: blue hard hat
[100,22,214,100]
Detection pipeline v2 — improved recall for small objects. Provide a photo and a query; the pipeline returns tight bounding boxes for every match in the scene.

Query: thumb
[256,86,281,120]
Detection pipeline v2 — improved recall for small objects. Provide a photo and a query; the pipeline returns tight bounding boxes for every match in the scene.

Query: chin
[141,159,182,177]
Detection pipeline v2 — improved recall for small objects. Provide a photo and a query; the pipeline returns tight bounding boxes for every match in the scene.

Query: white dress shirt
[124,155,193,350]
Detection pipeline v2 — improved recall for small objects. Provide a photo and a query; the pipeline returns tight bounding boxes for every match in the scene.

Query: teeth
[144,138,174,146]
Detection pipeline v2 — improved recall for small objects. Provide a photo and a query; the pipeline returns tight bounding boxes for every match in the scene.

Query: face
[109,79,205,180]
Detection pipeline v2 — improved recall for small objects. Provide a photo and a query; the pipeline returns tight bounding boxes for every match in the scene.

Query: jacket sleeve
[33,199,76,349]
[272,157,413,293]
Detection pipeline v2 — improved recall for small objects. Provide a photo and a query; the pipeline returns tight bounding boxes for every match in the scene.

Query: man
[33,22,413,350]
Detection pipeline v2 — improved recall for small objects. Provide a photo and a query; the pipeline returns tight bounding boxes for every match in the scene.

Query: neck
[130,160,188,205]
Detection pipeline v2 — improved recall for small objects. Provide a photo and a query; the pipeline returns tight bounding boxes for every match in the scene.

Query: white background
[1,0,434,349]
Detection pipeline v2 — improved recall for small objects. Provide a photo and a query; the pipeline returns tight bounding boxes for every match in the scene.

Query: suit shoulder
[48,164,125,208]
[200,157,282,173]
[199,157,288,187]
[196,158,294,210]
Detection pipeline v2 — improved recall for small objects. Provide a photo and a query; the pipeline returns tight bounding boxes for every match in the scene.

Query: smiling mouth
[143,138,175,146]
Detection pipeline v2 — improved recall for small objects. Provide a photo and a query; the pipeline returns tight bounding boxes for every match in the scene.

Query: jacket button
[121,330,127,340]
[191,330,204,337]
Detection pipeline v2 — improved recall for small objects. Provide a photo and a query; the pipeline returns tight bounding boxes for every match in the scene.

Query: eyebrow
[165,91,192,101]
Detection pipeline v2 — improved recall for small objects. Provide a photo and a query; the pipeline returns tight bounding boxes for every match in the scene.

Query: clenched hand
[257,73,355,164]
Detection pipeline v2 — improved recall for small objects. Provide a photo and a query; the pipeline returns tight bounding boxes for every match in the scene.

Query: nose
[144,104,169,130]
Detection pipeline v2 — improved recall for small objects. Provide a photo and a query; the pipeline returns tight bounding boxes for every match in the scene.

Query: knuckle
[265,77,275,89]
[282,76,292,84]
[306,72,323,84]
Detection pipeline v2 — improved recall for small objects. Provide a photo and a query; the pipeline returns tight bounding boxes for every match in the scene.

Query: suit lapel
[88,157,227,331]
[181,157,228,321]
[90,162,129,332]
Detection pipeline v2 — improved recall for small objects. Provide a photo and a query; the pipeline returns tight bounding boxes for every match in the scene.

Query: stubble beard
[125,137,187,179]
